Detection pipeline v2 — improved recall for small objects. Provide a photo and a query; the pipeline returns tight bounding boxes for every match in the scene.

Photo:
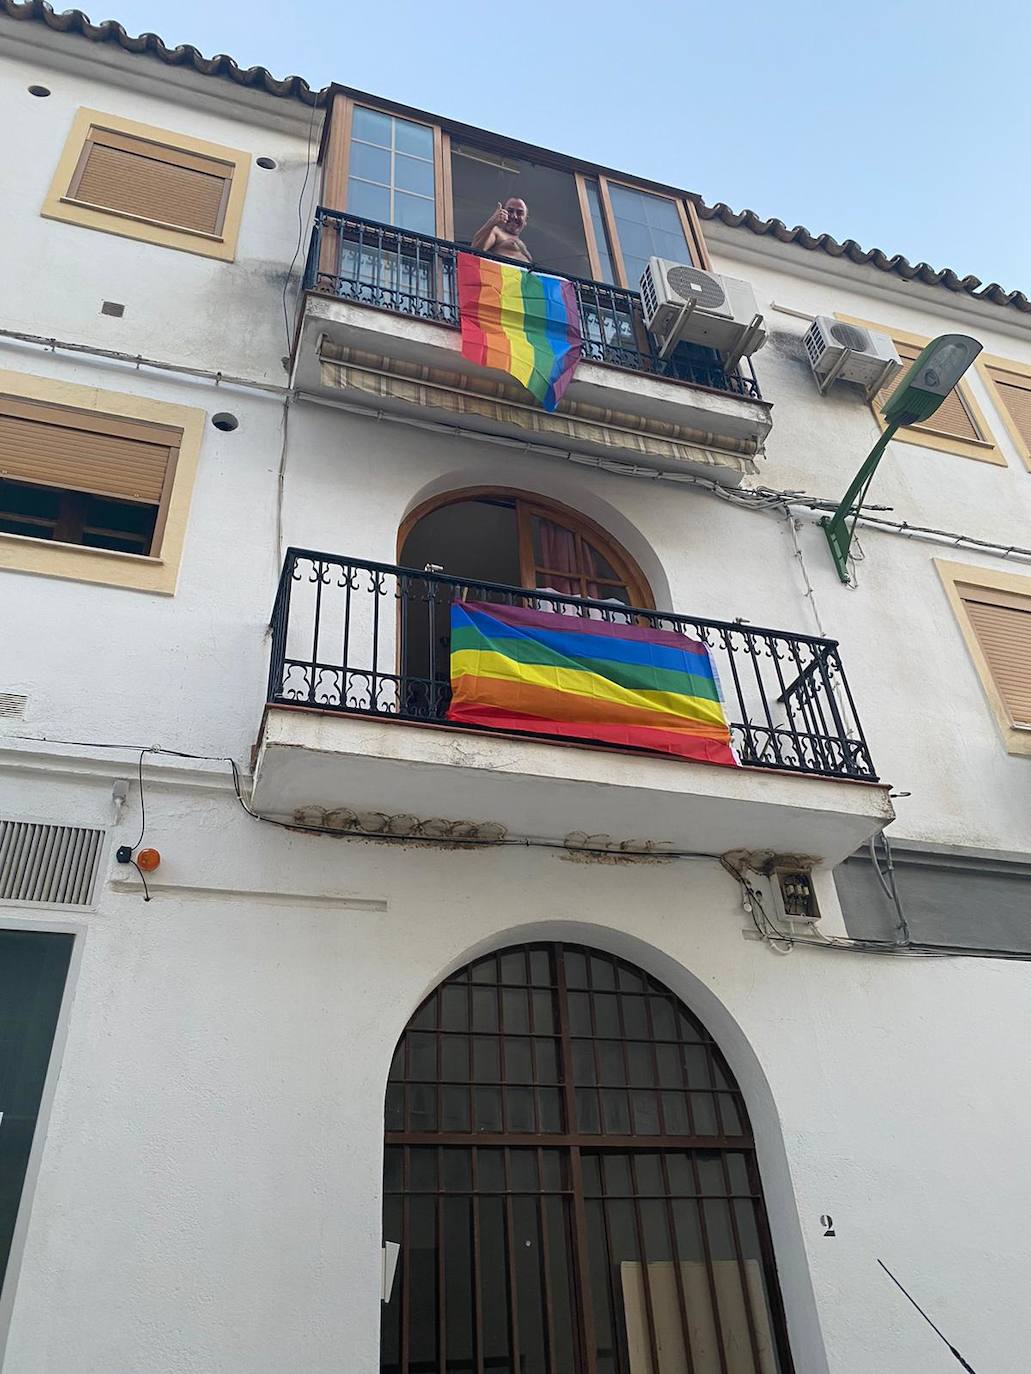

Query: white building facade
[1,8,1029,1373]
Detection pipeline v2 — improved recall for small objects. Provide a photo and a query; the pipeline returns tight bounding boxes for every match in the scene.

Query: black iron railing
[268,551,877,781]
[303,208,762,400]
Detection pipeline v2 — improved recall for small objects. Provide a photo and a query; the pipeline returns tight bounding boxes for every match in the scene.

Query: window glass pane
[608,183,691,288]
[349,140,390,184]
[352,105,393,147]
[394,153,435,197]
[584,178,616,284]
[395,119,434,159]
[395,192,436,235]
[347,177,390,222]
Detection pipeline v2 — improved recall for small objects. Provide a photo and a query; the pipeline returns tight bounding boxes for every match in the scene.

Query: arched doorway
[398,489,653,607]
[395,490,654,718]
[382,942,793,1373]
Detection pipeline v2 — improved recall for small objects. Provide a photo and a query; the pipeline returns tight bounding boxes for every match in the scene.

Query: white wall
[1,30,1030,1374]
[0,41,320,385]
[1,773,1028,1374]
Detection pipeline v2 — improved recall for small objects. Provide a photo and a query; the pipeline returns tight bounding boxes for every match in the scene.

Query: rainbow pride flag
[447,602,738,767]
[457,253,582,411]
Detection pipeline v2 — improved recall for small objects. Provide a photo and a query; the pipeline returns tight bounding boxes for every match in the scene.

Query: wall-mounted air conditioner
[803,316,901,398]
[639,259,766,365]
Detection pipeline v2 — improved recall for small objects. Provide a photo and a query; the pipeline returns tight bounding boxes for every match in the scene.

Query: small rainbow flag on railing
[457,253,582,411]
[447,602,738,767]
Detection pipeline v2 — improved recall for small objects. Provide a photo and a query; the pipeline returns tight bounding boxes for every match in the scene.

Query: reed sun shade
[0,396,180,508]
[875,340,984,442]
[67,125,234,237]
[959,583,1031,726]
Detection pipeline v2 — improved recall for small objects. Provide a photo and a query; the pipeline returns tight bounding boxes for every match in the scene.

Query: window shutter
[986,367,1031,454]
[876,341,982,441]
[959,584,1031,725]
[71,128,232,237]
[0,397,179,505]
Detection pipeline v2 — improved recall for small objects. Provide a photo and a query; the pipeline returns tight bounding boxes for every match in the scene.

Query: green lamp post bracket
[820,334,983,584]
[821,422,900,583]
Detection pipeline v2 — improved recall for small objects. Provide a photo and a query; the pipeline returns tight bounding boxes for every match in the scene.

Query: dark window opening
[451,142,593,280]
[0,478,158,555]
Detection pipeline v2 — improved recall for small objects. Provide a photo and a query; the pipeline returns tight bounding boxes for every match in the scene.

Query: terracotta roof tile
[695,201,1031,314]
[2,0,322,105]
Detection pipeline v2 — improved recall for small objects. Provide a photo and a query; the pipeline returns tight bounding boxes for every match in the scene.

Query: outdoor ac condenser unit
[803,316,902,397]
[638,258,766,362]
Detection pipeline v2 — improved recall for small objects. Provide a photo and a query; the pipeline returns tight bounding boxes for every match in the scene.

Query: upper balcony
[252,551,892,866]
[291,210,772,486]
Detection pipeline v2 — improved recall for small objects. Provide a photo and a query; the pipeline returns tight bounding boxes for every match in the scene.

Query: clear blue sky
[107,0,1031,295]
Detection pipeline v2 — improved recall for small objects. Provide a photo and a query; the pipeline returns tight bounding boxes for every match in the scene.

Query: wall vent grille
[0,693,27,719]
[0,820,104,906]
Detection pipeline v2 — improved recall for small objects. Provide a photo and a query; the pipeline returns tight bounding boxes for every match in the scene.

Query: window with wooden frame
[0,371,203,595]
[936,560,1031,756]
[43,108,251,261]
[977,354,1031,472]
[0,398,180,556]
[837,315,1001,464]
[320,94,709,287]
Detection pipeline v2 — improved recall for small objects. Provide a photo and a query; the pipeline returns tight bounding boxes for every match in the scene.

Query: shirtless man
[470,198,531,265]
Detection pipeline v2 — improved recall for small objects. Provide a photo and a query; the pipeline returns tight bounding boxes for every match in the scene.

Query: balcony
[252,553,892,865]
[290,210,773,486]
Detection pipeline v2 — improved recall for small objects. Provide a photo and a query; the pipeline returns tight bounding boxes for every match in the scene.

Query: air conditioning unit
[639,259,766,362]
[804,316,902,397]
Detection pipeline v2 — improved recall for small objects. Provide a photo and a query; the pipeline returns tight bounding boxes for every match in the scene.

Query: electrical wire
[281,99,321,359]
[13,732,1031,960]
[877,1260,977,1372]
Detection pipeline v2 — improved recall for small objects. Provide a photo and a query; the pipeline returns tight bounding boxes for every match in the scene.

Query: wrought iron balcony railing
[303,208,762,400]
[268,551,877,781]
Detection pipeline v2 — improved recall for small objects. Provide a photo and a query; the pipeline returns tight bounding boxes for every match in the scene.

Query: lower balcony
[252,553,893,865]
[291,211,772,486]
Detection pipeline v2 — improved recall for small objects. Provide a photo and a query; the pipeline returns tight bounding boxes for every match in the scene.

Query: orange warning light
[136,848,161,872]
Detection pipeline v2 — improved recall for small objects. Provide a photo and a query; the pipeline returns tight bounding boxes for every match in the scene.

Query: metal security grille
[382,943,793,1374]
[0,820,104,906]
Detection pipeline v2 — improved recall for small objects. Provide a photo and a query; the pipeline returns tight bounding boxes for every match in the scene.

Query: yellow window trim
[836,314,1002,466]
[976,352,1031,473]
[935,558,1031,757]
[42,108,251,263]
[0,369,203,595]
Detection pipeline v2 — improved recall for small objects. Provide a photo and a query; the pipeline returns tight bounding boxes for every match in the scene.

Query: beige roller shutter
[876,341,982,442]
[986,367,1031,455]
[959,584,1031,725]
[69,127,232,236]
[0,397,180,505]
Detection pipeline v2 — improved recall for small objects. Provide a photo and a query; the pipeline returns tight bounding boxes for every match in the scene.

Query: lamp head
[881,334,982,427]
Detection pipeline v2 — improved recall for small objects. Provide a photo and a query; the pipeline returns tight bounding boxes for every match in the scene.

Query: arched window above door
[382,943,793,1374]
[399,490,653,609]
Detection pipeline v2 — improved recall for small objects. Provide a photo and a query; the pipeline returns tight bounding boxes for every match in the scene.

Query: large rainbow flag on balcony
[447,602,738,766]
[457,253,582,411]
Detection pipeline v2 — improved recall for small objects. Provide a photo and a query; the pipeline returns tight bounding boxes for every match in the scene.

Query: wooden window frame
[42,108,251,262]
[935,558,1031,756]
[977,353,1031,472]
[398,486,654,609]
[320,97,709,288]
[837,314,1002,465]
[0,370,204,595]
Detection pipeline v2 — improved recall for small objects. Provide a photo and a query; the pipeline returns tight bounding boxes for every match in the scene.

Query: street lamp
[822,334,982,582]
